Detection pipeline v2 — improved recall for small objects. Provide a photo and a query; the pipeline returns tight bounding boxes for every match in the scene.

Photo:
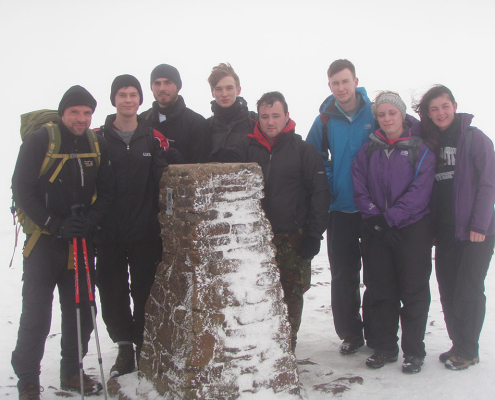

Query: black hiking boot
[18,383,42,400]
[110,344,135,377]
[339,336,365,355]
[365,352,398,369]
[402,356,424,374]
[60,372,103,395]
[439,346,455,363]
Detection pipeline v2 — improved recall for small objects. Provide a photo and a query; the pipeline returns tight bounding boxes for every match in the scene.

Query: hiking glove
[58,216,87,238]
[364,214,389,236]
[58,216,95,238]
[165,148,184,164]
[301,236,321,260]
[383,227,402,247]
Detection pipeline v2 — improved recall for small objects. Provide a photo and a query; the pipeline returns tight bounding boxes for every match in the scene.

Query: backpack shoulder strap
[86,129,101,169]
[39,123,62,178]
[320,113,331,162]
[407,135,423,167]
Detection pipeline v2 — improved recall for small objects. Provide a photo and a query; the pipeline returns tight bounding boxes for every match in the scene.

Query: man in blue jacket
[306,60,375,355]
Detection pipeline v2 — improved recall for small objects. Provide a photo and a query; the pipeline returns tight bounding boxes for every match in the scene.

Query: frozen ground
[1,232,494,399]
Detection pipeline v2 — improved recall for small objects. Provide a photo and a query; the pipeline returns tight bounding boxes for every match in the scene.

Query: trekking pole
[72,238,85,400]
[81,237,108,399]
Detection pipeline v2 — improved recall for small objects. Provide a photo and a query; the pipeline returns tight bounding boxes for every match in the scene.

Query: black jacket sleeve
[86,135,114,225]
[301,142,331,239]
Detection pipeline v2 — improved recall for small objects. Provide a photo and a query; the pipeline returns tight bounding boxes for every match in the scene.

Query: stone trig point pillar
[139,163,300,399]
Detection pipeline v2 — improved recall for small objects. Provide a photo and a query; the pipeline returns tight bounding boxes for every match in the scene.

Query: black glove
[208,148,241,163]
[301,236,321,260]
[58,215,95,238]
[364,214,389,236]
[165,148,184,164]
[383,227,402,247]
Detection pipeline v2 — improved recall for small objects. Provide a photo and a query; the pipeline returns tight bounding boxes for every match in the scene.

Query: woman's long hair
[412,85,456,159]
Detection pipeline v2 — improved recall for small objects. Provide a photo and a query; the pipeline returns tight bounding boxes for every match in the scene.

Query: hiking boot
[439,346,455,363]
[339,336,365,355]
[365,352,398,369]
[110,344,135,378]
[60,372,103,395]
[402,356,424,374]
[445,354,480,371]
[19,383,42,400]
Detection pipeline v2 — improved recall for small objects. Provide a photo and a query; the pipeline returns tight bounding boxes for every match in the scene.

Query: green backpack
[11,110,101,263]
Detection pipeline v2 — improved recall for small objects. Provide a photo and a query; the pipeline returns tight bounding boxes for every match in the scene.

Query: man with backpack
[205,63,257,154]
[306,60,375,355]
[95,75,169,379]
[11,85,114,399]
[140,64,206,163]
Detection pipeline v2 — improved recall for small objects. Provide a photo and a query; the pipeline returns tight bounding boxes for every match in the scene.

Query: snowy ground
[1,233,494,399]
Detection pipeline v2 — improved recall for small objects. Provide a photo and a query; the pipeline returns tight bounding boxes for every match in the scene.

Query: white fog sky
[1,0,494,259]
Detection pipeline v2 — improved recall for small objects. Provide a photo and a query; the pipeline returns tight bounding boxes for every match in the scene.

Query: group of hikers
[10,59,495,399]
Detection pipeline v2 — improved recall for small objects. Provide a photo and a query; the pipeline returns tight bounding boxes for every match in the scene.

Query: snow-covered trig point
[138,163,300,399]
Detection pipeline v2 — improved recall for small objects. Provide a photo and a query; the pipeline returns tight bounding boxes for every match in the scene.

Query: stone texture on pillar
[138,163,300,399]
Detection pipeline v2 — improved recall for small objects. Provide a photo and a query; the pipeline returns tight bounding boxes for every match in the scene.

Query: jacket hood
[248,119,296,152]
[459,113,475,133]
[319,87,371,114]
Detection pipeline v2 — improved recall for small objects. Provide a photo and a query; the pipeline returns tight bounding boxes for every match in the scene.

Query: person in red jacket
[210,92,330,351]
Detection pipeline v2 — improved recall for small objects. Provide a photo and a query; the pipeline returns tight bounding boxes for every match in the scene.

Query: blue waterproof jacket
[306,88,375,212]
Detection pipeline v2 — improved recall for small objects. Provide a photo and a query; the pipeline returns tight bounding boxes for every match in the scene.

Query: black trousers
[11,235,95,387]
[435,224,494,360]
[327,211,371,341]
[362,218,432,358]
[96,240,160,347]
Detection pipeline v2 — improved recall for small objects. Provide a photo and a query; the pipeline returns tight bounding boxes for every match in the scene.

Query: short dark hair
[256,91,288,114]
[327,59,356,79]
[208,63,240,90]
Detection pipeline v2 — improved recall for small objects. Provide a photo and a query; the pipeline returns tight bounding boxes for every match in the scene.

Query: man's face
[152,78,179,108]
[259,101,289,138]
[328,68,359,107]
[61,105,93,136]
[115,86,140,117]
[212,76,241,108]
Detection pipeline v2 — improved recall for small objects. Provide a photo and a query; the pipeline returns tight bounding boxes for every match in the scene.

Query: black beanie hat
[58,85,97,116]
[150,64,182,91]
[110,74,144,106]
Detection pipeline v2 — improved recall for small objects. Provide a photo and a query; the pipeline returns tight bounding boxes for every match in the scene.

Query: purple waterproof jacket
[352,127,436,229]
[441,113,495,240]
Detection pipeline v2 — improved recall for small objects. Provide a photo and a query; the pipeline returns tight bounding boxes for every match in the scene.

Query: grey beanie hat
[150,64,182,91]
[372,92,407,121]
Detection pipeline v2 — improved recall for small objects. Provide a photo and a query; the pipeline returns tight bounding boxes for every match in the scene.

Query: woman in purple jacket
[414,85,495,371]
[352,91,435,373]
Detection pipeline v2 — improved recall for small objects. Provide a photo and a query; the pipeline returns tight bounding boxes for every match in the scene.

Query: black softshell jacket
[230,121,330,239]
[97,115,168,243]
[140,96,206,163]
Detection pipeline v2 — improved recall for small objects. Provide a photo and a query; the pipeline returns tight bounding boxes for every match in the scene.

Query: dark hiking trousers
[96,240,160,347]
[435,224,494,360]
[327,211,371,342]
[362,218,432,358]
[12,234,95,387]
